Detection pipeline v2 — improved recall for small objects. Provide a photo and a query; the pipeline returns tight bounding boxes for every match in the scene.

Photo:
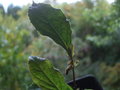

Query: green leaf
[28,3,73,57]
[28,56,72,90]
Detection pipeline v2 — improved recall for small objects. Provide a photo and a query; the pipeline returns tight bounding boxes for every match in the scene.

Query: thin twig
[71,58,76,90]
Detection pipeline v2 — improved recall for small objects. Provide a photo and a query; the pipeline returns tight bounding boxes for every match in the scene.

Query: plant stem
[68,48,76,89]
[71,58,76,90]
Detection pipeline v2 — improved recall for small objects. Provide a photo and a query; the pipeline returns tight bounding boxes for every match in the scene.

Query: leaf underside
[28,56,72,90]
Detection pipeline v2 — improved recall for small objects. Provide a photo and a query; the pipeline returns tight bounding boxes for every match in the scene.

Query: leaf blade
[28,56,72,90]
[28,3,73,57]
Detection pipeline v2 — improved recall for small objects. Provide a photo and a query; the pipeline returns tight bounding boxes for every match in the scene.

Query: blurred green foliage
[0,0,120,90]
[0,5,33,90]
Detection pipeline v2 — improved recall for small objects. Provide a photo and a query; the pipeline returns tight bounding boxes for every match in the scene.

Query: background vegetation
[0,0,120,90]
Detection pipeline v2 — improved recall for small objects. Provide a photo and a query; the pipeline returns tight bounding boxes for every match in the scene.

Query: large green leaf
[28,3,73,57]
[28,56,72,90]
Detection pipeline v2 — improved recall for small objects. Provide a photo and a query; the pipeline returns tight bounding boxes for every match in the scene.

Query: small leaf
[28,56,72,90]
[28,3,73,57]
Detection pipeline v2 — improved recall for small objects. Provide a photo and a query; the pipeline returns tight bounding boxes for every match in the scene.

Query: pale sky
[0,0,115,11]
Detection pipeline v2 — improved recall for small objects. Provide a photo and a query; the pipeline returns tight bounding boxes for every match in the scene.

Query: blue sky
[0,0,115,11]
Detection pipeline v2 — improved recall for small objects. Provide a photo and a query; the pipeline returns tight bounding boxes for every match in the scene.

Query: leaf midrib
[36,62,60,90]
[37,13,68,51]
